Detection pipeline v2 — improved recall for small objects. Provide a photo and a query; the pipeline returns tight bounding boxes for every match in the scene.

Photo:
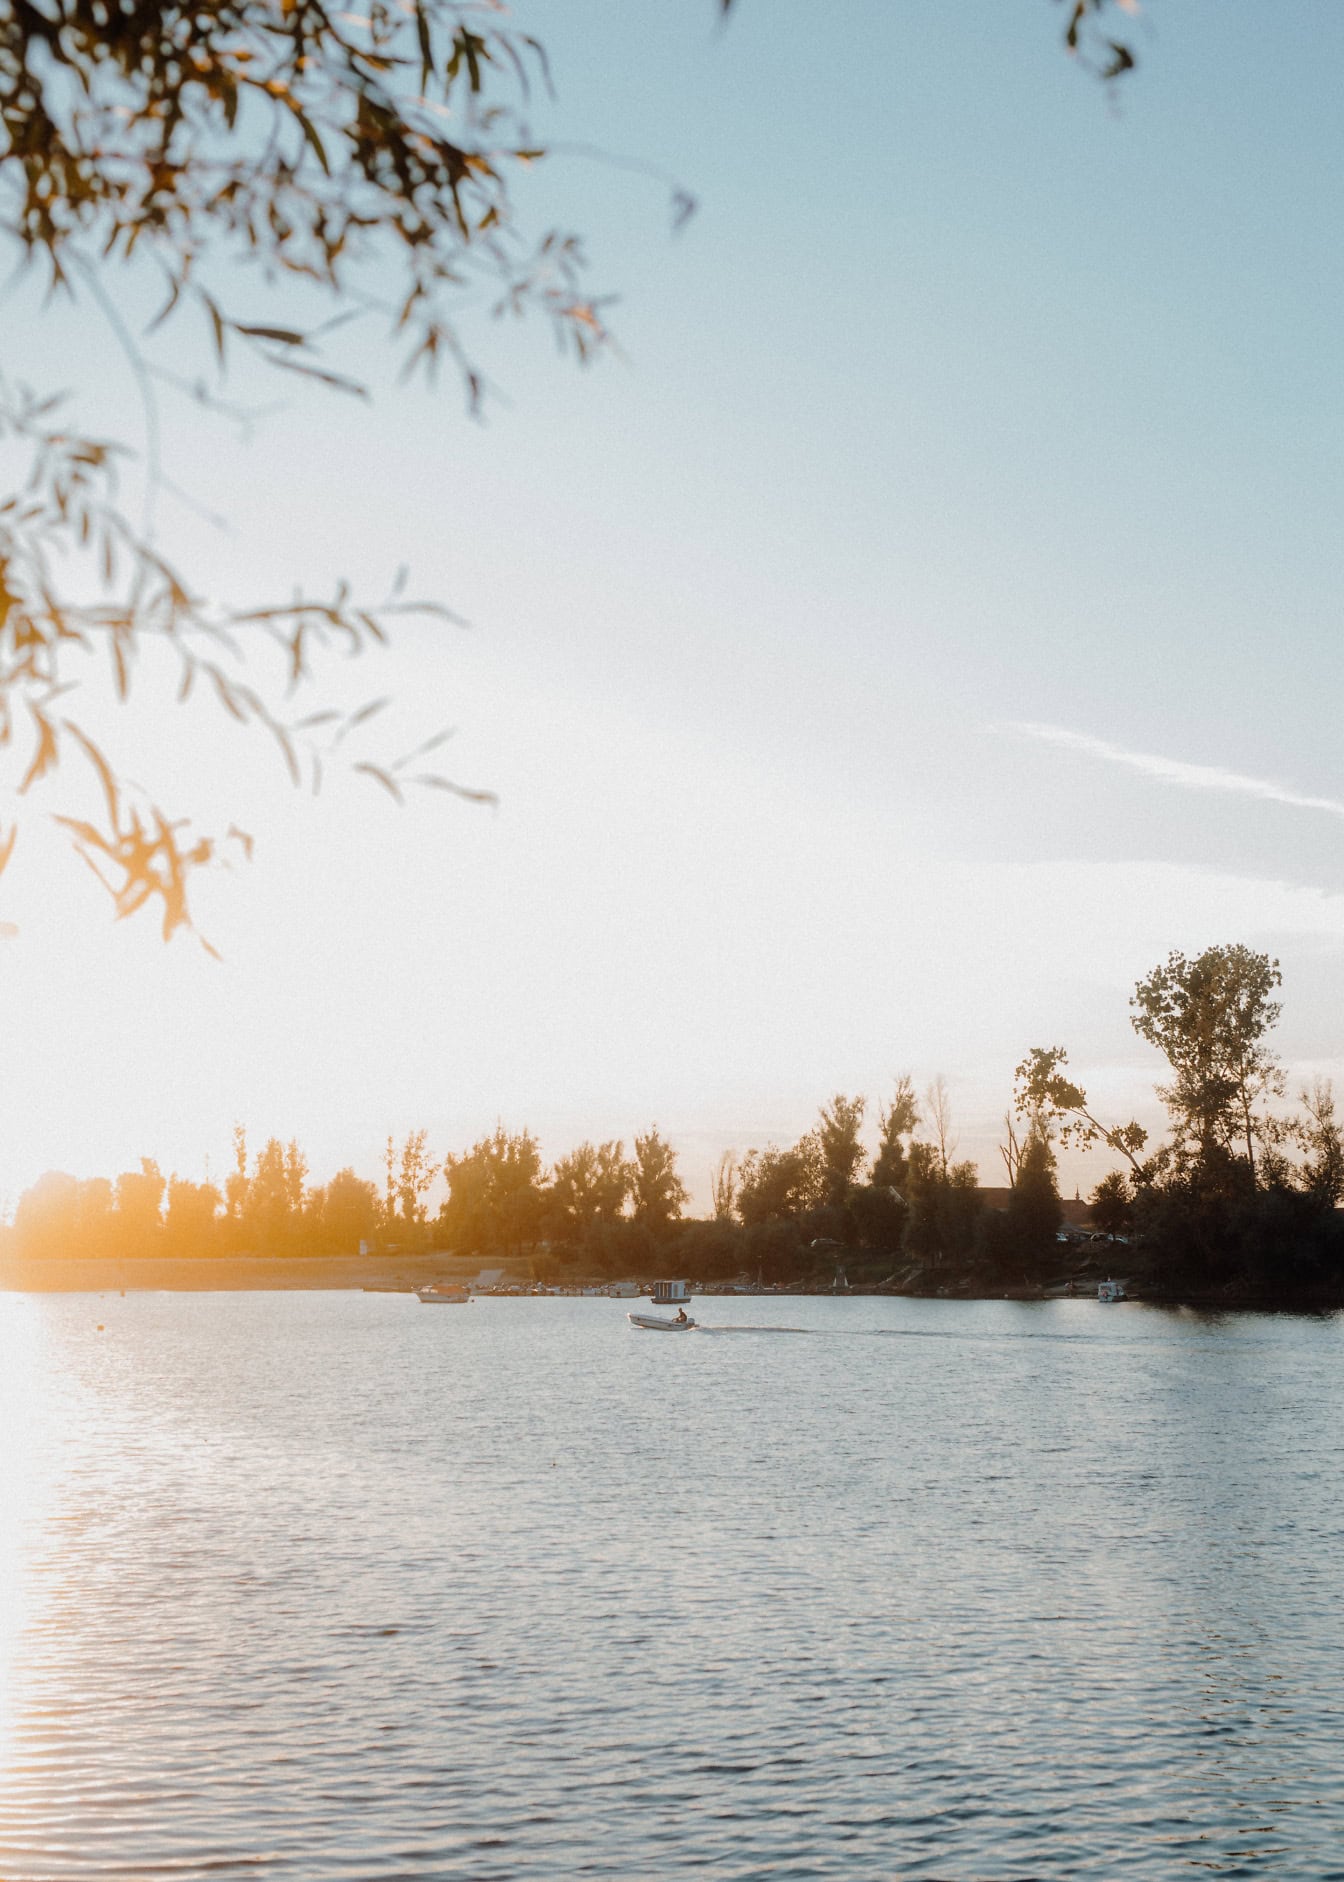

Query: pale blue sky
[4,0,1344,1209]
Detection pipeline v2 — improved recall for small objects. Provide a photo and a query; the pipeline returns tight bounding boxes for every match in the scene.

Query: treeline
[7,1128,380,1264]
[693,1078,1064,1290]
[3,1124,693,1273]
[8,943,1344,1303]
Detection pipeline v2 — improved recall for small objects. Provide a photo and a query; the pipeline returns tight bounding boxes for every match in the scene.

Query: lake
[1,1291,1342,1879]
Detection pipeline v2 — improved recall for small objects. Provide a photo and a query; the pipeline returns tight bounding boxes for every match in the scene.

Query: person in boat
[675,1307,688,1324]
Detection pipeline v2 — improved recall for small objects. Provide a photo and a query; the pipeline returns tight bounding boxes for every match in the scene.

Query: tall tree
[710,1150,739,1222]
[226,1125,249,1224]
[112,1157,165,1253]
[284,1139,309,1220]
[1296,1079,1344,1206]
[13,1171,80,1260]
[312,1168,381,1255]
[550,1140,631,1243]
[999,1113,1025,1188]
[631,1129,689,1236]
[246,1137,294,1251]
[1003,1127,1062,1275]
[1089,1171,1133,1240]
[394,1129,436,1231]
[383,1135,398,1232]
[1014,1046,1149,1179]
[924,1077,955,1178]
[163,1176,223,1255]
[1131,944,1284,1186]
[816,1095,867,1209]
[872,1075,919,1193]
[901,1143,982,1272]
[737,1134,824,1227]
[441,1126,543,1256]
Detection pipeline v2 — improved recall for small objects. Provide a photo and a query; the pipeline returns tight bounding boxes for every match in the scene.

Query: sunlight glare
[0,1298,53,1775]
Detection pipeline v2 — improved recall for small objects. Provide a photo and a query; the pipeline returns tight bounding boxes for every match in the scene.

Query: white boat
[628,1279,696,1331]
[1097,1278,1127,1303]
[417,1285,471,1305]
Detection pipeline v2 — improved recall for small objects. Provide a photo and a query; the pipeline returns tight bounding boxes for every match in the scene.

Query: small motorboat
[417,1285,471,1305]
[628,1279,696,1331]
[1097,1278,1127,1303]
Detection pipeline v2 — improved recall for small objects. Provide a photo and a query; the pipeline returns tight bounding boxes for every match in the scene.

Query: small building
[977,1188,1093,1231]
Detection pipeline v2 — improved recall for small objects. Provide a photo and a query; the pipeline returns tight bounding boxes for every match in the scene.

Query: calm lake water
[1,1291,1343,1879]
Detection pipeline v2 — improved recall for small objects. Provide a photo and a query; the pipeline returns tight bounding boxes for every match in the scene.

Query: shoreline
[2,1254,1340,1316]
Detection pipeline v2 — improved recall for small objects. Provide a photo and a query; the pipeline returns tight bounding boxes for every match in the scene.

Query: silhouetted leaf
[235,324,307,347]
[353,762,404,803]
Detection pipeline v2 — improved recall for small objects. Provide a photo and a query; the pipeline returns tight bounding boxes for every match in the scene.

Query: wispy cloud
[1006,722,1344,822]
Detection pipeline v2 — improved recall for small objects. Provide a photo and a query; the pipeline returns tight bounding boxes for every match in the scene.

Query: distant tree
[1296,1079,1344,1206]
[924,1076,955,1178]
[943,1162,985,1267]
[1014,1046,1149,1180]
[441,1126,544,1256]
[999,1112,1025,1187]
[162,1176,222,1255]
[245,1136,295,1251]
[383,1135,398,1233]
[902,1143,982,1272]
[849,1182,906,1253]
[737,1134,824,1227]
[710,1150,739,1221]
[631,1129,689,1236]
[1003,1128,1061,1276]
[901,1142,942,1265]
[744,1216,805,1287]
[74,1176,116,1257]
[284,1139,309,1218]
[872,1075,918,1193]
[392,1129,436,1233]
[592,1141,633,1221]
[1089,1170,1132,1240]
[112,1157,165,1253]
[816,1095,867,1208]
[548,1145,593,1243]
[13,1171,79,1259]
[1131,944,1284,1188]
[675,1215,744,1283]
[226,1125,249,1226]
[313,1167,382,1255]
[550,1139,632,1243]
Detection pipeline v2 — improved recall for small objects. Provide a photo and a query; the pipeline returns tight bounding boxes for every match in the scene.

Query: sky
[4,0,1344,1214]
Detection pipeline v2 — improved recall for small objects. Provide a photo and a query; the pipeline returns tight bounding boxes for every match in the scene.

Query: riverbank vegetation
[6,944,1344,1307]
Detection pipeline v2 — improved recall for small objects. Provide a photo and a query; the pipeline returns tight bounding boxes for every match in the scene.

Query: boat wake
[688,1324,813,1336]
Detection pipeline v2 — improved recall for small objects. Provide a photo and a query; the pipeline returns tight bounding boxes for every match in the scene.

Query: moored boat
[1097,1278,1127,1303]
[417,1285,471,1305]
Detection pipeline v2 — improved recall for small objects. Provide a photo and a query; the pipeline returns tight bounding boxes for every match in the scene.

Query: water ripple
[1,1292,1342,1878]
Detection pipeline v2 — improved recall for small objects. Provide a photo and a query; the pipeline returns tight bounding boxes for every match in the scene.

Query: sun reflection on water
[0,1297,54,1778]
